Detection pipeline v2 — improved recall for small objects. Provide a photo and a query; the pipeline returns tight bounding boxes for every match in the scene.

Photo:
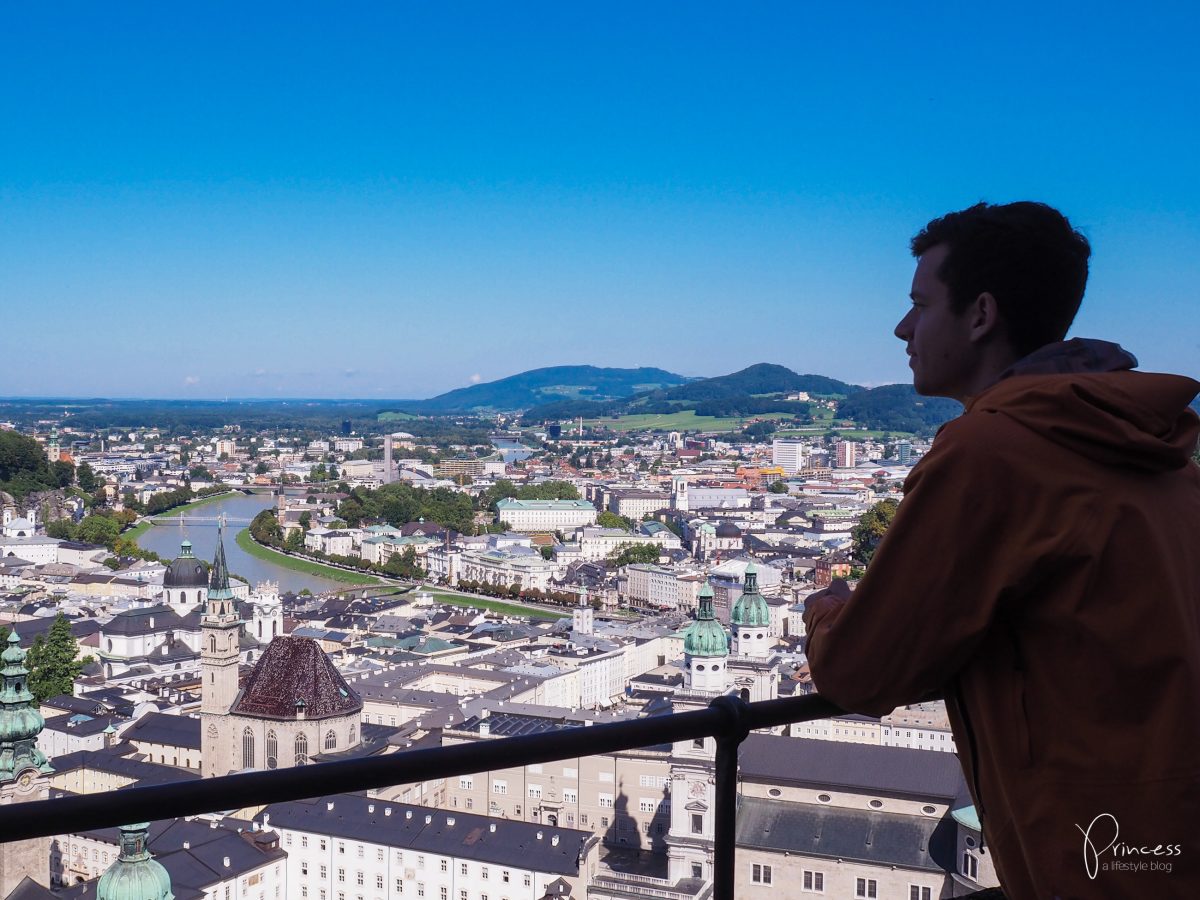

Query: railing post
[709,694,750,900]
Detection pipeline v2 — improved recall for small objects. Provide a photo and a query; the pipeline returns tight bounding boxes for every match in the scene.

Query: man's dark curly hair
[911,202,1091,358]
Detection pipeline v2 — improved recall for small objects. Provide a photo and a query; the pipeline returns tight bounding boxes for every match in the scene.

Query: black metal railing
[0,693,842,900]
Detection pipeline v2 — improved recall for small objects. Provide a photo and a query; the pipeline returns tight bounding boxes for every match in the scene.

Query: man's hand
[802,578,853,635]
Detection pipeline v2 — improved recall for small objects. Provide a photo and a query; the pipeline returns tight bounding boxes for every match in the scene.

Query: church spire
[208,520,234,602]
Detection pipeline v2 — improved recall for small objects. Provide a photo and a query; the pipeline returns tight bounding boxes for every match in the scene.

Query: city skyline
[2,3,1198,398]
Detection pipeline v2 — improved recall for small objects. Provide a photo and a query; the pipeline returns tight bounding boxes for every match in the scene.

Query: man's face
[894,243,978,402]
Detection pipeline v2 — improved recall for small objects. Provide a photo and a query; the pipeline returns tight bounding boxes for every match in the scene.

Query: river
[135,493,348,595]
[492,438,535,462]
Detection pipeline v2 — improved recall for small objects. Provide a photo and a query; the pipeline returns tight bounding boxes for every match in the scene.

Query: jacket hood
[968,339,1200,472]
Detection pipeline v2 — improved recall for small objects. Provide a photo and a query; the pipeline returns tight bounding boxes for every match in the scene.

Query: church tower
[727,563,781,702]
[0,631,54,895]
[201,525,241,776]
[250,581,282,644]
[666,582,729,887]
[162,539,209,614]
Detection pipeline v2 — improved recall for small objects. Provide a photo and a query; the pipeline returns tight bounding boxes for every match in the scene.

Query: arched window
[208,635,216,653]
[241,727,255,769]
[325,730,337,751]
[266,730,278,769]
[257,620,263,638]
[348,725,356,746]
[295,733,308,766]
[272,620,278,638]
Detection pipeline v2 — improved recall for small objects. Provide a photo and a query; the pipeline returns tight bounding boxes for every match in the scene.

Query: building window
[320,866,327,879]
[909,887,932,900]
[855,878,877,898]
[528,785,542,799]
[752,864,772,885]
[349,724,356,745]
[563,789,577,803]
[296,733,309,766]
[492,780,507,795]
[242,727,255,769]
[599,793,613,808]
[377,875,384,889]
[691,813,703,835]
[802,870,824,892]
[963,851,979,879]
[439,859,447,873]
[338,868,345,883]
[266,730,278,768]
[325,729,337,751]
[691,864,702,878]
[459,776,473,790]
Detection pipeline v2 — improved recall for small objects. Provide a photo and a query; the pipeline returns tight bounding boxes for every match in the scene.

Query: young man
[802,202,1200,899]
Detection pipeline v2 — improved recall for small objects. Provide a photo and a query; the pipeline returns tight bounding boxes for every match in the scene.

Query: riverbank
[234,529,381,586]
[124,490,241,542]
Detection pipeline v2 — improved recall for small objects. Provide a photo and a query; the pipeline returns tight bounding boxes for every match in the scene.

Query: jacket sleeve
[805,418,1028,716]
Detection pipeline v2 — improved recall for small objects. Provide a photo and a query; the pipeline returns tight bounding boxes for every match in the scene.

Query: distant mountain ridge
[394,366,690,413]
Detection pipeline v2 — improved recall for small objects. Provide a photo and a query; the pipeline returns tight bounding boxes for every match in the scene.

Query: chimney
[326,801,335,811]
[368,804,374,813]
[223,856,230,868]
[446,817,455,827]
[385,808,392,817]
[552,835,559,846]
[183,841,190,849]
[537,830,543,840]
[406,810,413,819]
[425,815,432,824]
[489,823,496,833]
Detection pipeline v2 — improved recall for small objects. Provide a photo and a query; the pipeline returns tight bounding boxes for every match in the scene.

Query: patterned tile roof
[232,636,361,720]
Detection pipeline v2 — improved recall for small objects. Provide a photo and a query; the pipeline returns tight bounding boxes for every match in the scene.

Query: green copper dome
[0,630,52,781]
[730,563,771,629]
[683,584,729,658]
[97,823,174,900]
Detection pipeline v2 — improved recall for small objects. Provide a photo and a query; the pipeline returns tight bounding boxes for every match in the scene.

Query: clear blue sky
[2,2,1197,399]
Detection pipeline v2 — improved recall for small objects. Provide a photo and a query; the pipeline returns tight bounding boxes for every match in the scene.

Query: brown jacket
[804,361,1200,899]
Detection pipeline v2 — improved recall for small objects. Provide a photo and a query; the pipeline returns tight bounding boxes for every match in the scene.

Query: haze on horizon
[2,3,1198,400]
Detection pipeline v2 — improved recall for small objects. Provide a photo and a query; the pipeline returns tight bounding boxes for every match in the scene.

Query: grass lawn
[234,529,381,585]
[418,588,563,620]
[377,411,419,421]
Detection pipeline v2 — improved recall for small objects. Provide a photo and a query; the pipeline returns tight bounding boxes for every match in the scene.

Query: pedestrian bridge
[146,515,255,525]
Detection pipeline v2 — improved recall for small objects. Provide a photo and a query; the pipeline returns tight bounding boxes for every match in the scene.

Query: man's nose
[894,311,912,341]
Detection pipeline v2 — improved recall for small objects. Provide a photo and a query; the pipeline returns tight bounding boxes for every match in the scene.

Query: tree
[611,543,661,566]
[851,499,900,566]
[255,461,269,475]
[597,510,633,530]
[76,461,98,493]
[75,514,121,547]
[767,480,789,494]
[189,466,213,482]
[26,614,84,702]
[51,459,76,488]
[284,529,304,552]
[298,511,312,531]
[383,547,424,579]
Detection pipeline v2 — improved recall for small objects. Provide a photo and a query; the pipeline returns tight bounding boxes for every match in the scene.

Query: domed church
[161,540,208,615]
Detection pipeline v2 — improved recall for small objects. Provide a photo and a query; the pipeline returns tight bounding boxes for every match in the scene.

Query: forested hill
[392,366,689,413]
[836,384,963,433]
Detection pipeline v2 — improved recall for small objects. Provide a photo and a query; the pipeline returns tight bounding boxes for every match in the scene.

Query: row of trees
[248,509,428,580]
[335,482,475,534]
[452,579,600,608]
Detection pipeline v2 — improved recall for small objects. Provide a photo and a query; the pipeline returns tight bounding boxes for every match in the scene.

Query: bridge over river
[146,515,255,526]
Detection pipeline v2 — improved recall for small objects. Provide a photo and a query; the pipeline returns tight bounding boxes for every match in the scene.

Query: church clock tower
[0,630,54,895]
[201,524,242,776]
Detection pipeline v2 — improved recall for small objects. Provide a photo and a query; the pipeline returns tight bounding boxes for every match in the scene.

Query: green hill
[393,366,690,414]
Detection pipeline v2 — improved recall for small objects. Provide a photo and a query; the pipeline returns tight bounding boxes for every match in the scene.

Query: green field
[418,588,563,620]
[583,410,794,433]
[234,529,381,585]
[377,411,419,422]
[774,428,915,440]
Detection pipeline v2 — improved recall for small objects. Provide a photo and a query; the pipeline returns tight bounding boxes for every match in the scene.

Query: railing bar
[710,696,750,900]
[0,694,841,846]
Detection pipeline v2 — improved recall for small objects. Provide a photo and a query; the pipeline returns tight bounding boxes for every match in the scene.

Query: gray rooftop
[737,795,956,873]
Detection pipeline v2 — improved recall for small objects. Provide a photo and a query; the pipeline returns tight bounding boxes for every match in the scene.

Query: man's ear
[968,291,1003,344]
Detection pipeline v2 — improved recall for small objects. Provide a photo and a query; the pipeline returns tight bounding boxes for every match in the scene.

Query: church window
[296,733,309,766]
[349,724,356,745]
[242,727,255,768]
[325,729,337,750]
[266,730,278,768]
[209,635,217,653]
